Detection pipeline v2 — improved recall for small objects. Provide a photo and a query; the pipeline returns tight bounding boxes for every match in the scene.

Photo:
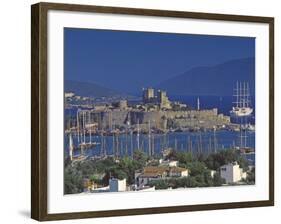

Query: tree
[119,156,137,184]
[64,165,84,194]
[149,179,169,190]
[165,149,178,160]
[246,167,255,184]
[213,172,225,186]
[89,174,103,185]
[237,157,249,172]
[203,169,213,186]
[205,150,239,170]
[133,150,147,169]
[187,161,206,177]
[176,152,193,166]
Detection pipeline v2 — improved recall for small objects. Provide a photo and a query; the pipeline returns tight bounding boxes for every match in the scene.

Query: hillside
[157,57,255,96]
[65,80,122,97]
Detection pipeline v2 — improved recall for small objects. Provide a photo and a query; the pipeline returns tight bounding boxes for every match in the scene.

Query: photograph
[63,28,256,195]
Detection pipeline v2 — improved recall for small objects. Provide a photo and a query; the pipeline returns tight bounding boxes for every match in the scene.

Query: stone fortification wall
[87,108,229,130]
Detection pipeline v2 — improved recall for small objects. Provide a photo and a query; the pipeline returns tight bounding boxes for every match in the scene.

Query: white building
[169,167,188,177]
[65,92,75,98]
[220,162,247,184]
[109,178,127,192]
[135,166,189,187]
[135,166,168,187]
[159,159,179,167]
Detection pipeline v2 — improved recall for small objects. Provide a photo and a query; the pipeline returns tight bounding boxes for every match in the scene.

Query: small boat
[230,107,253,117]
[79,141,100,149]
[237,147,255,155]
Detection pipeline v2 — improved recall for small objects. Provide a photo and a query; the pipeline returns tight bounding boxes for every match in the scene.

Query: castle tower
[143,88,155,103]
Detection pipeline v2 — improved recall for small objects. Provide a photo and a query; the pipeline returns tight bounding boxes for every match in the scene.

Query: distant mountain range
[65,57,255,98]
[156,57,255,96]
[65,80,122,97]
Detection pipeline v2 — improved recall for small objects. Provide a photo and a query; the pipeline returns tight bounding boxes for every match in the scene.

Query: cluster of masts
[68,113,220,161]
[230,81,253,117]
[76,110,98,147]
[230,81,254,149]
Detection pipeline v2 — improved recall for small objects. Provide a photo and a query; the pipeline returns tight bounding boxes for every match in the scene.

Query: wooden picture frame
[31,2,274,221]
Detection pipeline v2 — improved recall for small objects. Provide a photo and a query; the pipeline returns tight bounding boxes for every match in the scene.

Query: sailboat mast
[69,134,73,161]
[236,81,239,108]
[89,127,92,144]
[104,136,107,157]
[82,111,85,144]
[238,82,242,108]
[243,82,244,107]
[148,120,151,156]
[125,127,128,155]
[240,124,243,148]
[112,123,115,156]
[199,131,203,153]
[247,82,250,107]
[77,110,80,143]
[116,132,119,158]
[130,130,133,157]
[188,136,191,153]
[208,137,212,154]
[213,127,217,153]
[100,132,104,157]
[137,119,140,149]
[152,133,154,156]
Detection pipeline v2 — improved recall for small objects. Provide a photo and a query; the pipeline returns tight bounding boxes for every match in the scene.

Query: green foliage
[205,149,248,171]
[64,165,84,194]
[187,161,206,176]
[89,174,103,185]
[149,179,169,189]
[246,167,255,184]
[202,169,214,186]
[213,172,225,186]
[109,168,128,180]
[104,153,149,185]
[64,148,251,193]
[149,173,223,189]
[237,157,249,172]
[176,151,193,166]
[196,153,207,162]
[133,150,148,169]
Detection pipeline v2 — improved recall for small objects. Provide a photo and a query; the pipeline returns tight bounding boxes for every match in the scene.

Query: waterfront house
[220,162,247,184]
[169,166,188,177]
[109,178,127,192]
[135,165,189,187]
[135,166,168,187]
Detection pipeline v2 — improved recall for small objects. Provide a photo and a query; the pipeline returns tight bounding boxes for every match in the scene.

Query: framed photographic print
[31,2,274,221]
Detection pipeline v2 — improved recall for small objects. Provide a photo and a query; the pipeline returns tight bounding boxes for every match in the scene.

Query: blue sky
[64,28,255,93]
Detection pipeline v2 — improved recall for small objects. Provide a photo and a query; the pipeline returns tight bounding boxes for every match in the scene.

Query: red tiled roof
[169,167,188,172]
[141,166,168,177]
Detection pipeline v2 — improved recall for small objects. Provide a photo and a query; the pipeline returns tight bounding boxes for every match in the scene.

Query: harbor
[65,129,255,162]
[65,84,255,162]
[64,84,255,194]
